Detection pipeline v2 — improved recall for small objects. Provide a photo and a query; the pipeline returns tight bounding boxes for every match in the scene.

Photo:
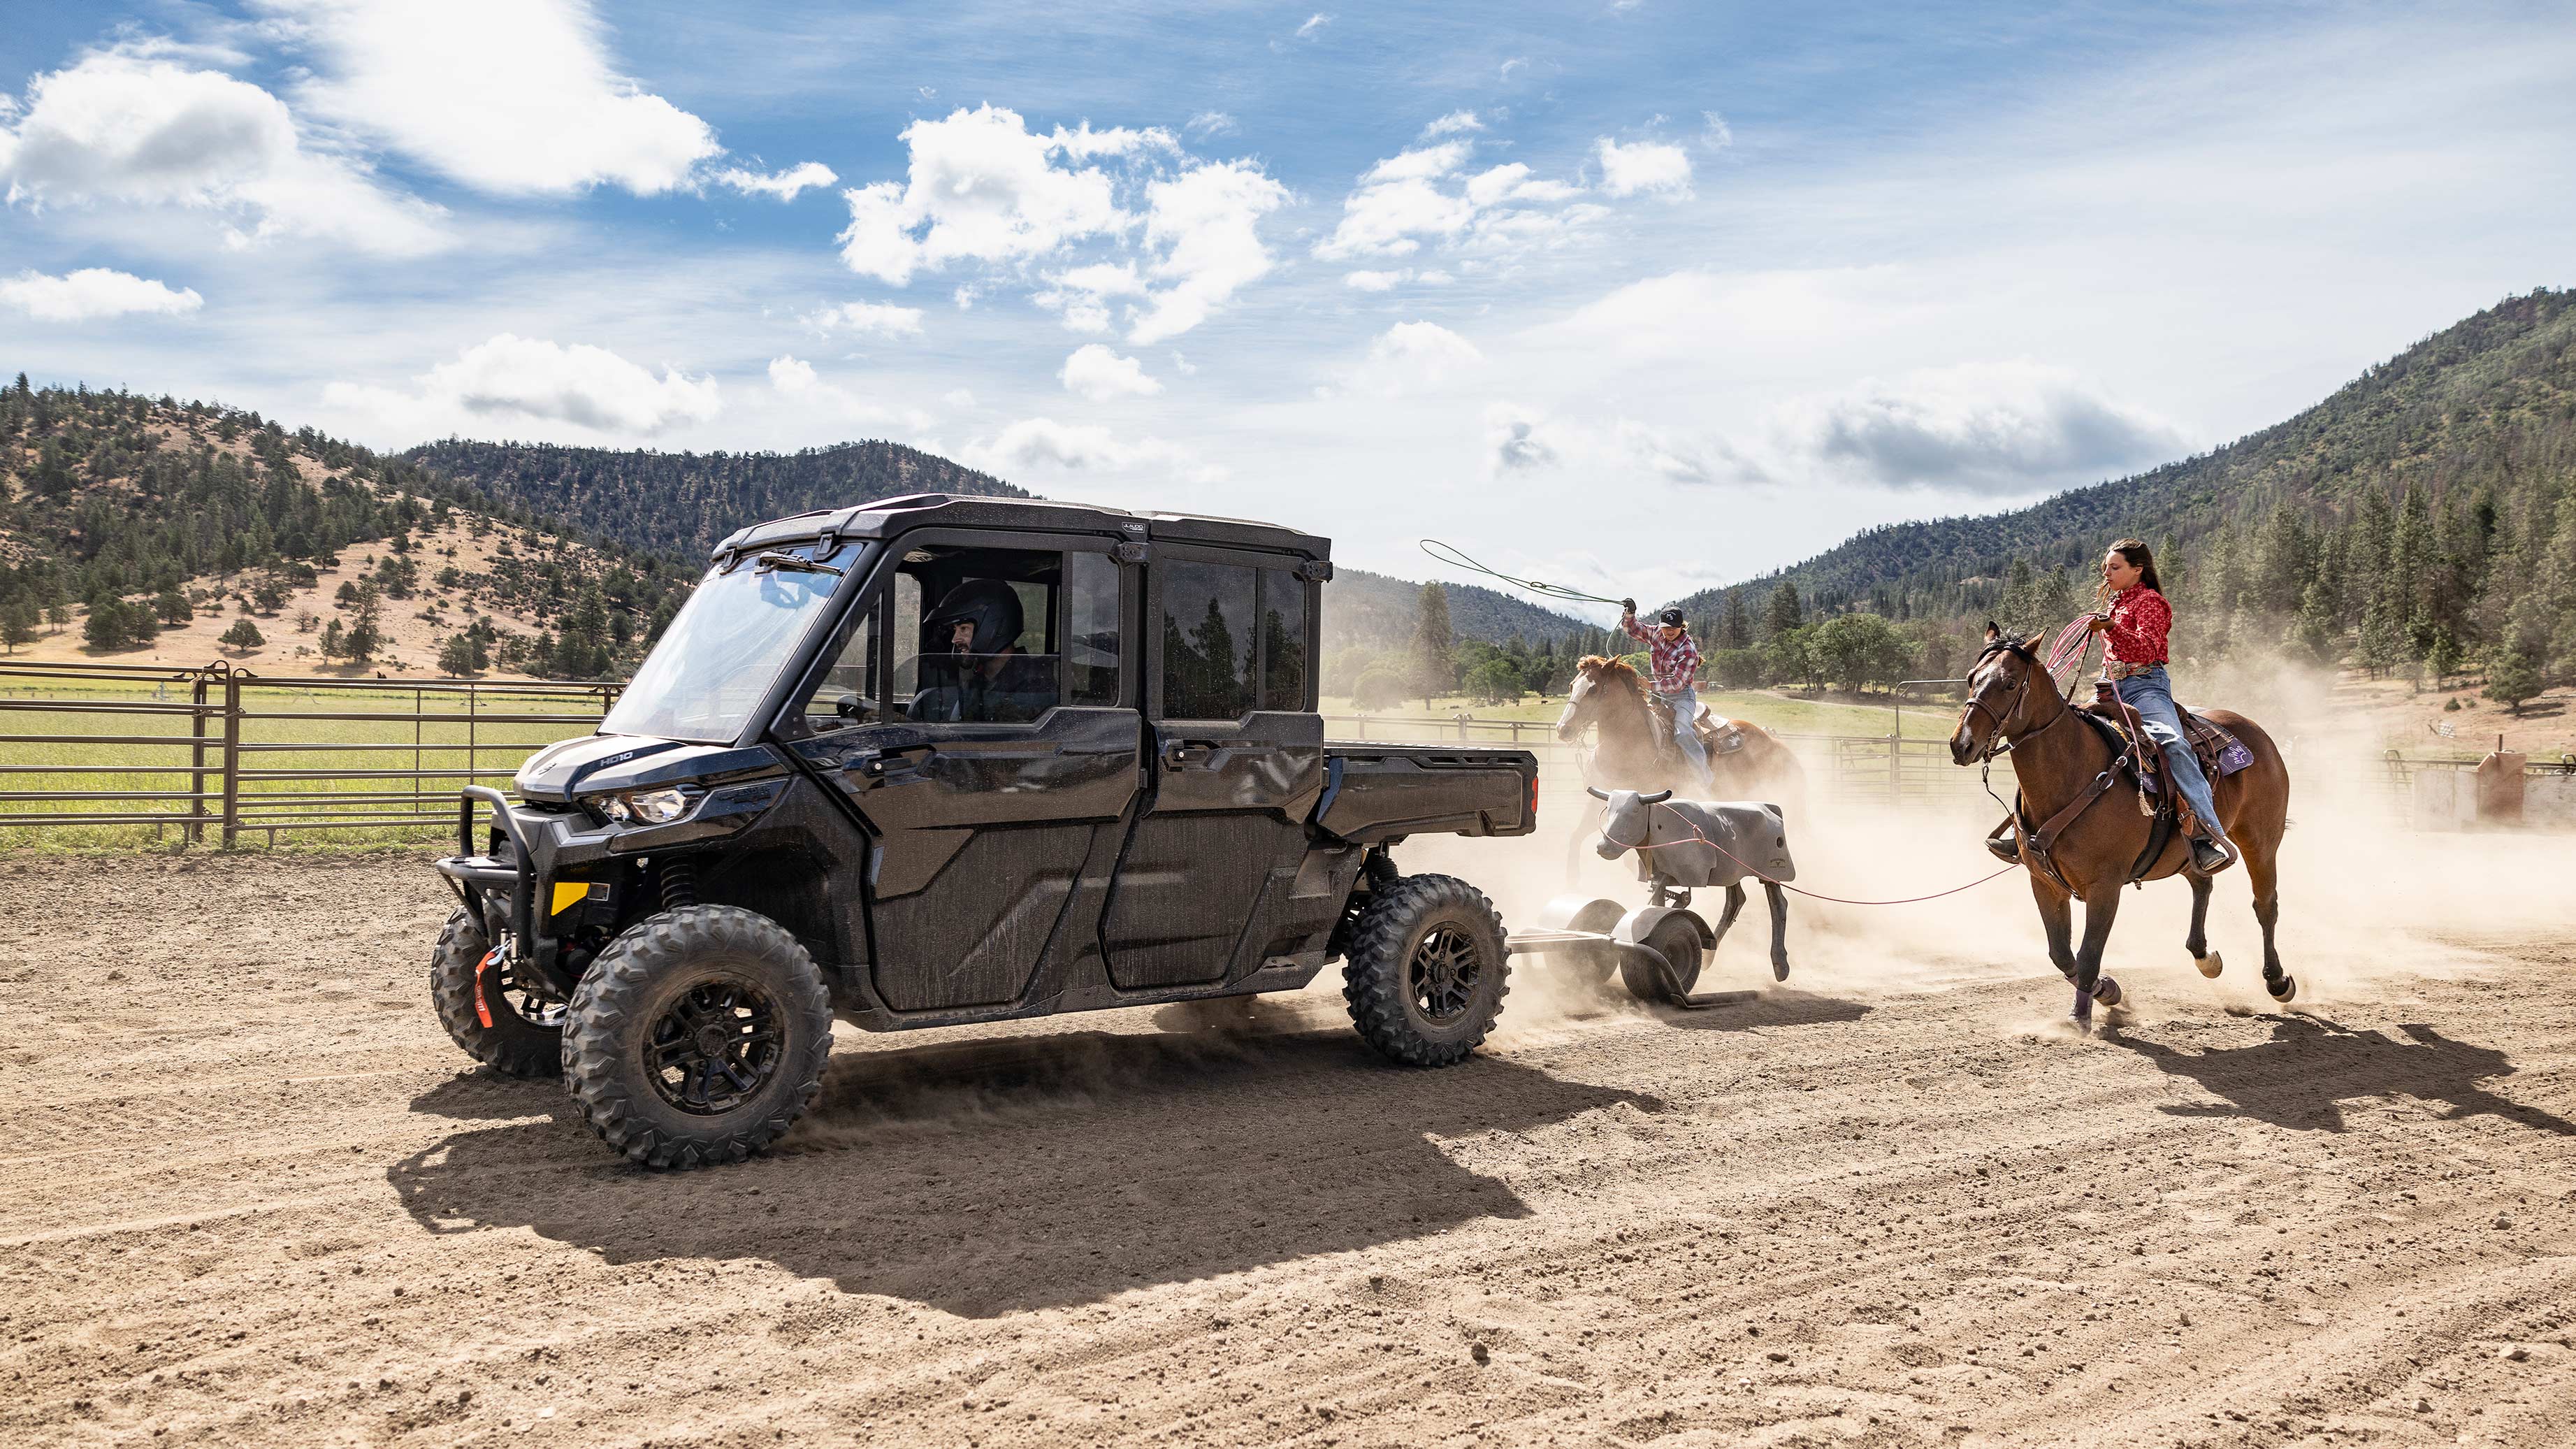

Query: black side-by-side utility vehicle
[432,494,1539,1166]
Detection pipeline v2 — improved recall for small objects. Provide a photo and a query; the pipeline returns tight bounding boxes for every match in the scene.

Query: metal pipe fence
[19,661,2486,844]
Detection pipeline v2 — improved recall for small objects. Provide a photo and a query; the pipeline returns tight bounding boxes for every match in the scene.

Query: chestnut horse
[1948,628,2294,1030]
[1555,654,1808,814]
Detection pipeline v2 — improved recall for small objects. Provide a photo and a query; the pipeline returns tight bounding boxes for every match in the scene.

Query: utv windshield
[600,541,860,744]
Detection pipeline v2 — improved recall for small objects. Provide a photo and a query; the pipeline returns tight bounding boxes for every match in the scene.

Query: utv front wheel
[561,907,833,1169]
[1343,874,1510,1067]
[428,906,563,1078]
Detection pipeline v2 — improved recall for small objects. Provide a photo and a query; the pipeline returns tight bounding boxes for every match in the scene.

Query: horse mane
[1577,654,1645,695]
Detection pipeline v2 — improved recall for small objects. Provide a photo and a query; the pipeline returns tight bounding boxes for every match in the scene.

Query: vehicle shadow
[1655,988,1873,1034]
[389,1025,1659,1317]
[2115,1016,2576,1135]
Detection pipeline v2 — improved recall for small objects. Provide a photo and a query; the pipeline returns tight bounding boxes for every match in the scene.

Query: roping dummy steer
[1509,787,1797,1008]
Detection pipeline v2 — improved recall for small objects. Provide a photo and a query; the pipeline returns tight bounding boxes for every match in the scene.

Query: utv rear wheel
[1342,874,1510,1067]
[561,906,832,1169]
[428,906,563,1079]
[1620,914,1707,1004]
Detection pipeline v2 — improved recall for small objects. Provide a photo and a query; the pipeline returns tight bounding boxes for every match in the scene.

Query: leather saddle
[1644,696,1749,769]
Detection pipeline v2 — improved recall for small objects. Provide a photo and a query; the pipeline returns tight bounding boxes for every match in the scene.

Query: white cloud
[1416,269,1454,285]
[714,161,837,201]
[965,417,1216,480]
[1318,134,1601,262]
[1421,110,1483,139]
[1296,14,1333,40]
[1058,344,1163,401]
[0,51,446,254]
[1774,361,2187,494]
[1336,321,1486,398]
[252,0,718,196]
[1034,260,1145,333]
[1345,268,1408,291]
[1129,159,1289,343]
[942,387,977,408]
[1185,111,1238,139]
[834,104,1134,285]
[1701,110,1733,149]
[0,268,203,322]
[1595,136,1693,196]
[1482,402,1755,486]
[324,333,721,439]
[767,355,817,392]
[804,301,926,339]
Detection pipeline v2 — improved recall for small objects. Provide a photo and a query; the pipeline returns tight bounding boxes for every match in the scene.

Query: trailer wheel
[1343,874,1510,1067]
[428,905,563,1079]
[1621,914,1707,1004]
[561,906,832,1169]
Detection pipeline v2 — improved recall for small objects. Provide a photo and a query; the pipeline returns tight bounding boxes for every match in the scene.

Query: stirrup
[2188,835,2236,875]
[1985,826,2020,865]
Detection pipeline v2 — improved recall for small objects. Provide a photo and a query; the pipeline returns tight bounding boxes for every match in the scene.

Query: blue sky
[5,1,2573,612]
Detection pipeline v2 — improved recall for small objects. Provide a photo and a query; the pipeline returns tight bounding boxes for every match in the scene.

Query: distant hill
[1672,288,2576,684]
[1324,566,1594,654]
[403,438,1029,561]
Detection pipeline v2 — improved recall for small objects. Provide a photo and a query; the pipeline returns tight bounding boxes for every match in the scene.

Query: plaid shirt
[2104,586,2172,665]
[1620,614,1702,694]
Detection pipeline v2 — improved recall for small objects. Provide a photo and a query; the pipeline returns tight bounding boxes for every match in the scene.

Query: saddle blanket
[2182,708,2257,778]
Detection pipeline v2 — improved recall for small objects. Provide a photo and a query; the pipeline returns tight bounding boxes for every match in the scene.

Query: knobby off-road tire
[1620,914,1707,1005]
[562,906,833,1169]
[1343,874,1510,1067]
[428,905,563,1079]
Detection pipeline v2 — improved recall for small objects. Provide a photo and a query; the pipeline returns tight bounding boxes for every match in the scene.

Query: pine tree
[438,634,478,677]
[1717,589,1751,649]
[1410,582,1454,706]
[1,598,36,654]
[1763,581,1802,640]
[219,617,264,654]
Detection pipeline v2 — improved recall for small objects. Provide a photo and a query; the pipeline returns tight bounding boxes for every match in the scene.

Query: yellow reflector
[551,882,589,916]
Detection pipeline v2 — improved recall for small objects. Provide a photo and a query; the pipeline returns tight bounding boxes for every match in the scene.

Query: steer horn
[1640,789,1672,804]
[1586,786,1609,800]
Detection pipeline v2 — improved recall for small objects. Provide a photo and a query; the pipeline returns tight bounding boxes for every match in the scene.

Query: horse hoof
[2266,974,2297,1004]
[2069,1015,2094,1037]
[1772,958,1790,983]
[2195,951,2224,979]
[2091,975,2122,1008]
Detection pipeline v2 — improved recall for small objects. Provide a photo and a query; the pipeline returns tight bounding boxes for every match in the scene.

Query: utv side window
[1159,561,1257,720]
[790,600,880,733]
[1259,571,1308,710]
[890,545,1077,724]
[1065,550,1121,706]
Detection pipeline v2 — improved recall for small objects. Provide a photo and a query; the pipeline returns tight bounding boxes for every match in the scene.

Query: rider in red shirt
[2087,539,2234,873]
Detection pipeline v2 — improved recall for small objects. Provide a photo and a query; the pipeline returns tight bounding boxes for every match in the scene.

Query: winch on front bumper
[432,786,625,995]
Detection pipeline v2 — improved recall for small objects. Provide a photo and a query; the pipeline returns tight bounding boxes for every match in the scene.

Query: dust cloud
[1403,646,2576,1037]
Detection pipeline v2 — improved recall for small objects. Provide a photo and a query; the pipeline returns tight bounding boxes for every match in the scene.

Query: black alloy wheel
[1408,924,1484,1026]
[646,976,783,1116]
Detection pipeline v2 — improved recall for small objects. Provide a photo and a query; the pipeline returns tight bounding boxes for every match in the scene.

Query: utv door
[1101,548,1322,990]
[781,533,1138,1013]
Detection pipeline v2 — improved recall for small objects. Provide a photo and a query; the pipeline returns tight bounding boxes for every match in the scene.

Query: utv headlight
[621,787,691,824]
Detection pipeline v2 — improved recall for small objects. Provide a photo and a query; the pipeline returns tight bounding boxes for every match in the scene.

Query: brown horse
[1555,656,1808,810]
[1948,628,2294,1030]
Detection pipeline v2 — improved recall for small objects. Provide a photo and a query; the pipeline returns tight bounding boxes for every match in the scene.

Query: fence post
[1889,733,1902,801]
[188,672,210,845]
[219,671,242,849]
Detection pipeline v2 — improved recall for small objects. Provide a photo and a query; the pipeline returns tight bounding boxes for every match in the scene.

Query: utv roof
[711,493,1330,563]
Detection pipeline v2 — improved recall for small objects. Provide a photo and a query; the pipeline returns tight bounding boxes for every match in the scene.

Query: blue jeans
[2114,666,2227,841]
[1657,688,1714,788]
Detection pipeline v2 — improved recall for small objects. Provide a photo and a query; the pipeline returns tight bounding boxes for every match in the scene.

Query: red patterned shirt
[1619,614,1703,694]
[2105,586,2171,665]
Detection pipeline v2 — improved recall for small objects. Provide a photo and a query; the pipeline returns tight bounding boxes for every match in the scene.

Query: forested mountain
[1323,567,1591,654]
[0,379,695,678]
[405,438,1027,560]
[1663,289,2576,702]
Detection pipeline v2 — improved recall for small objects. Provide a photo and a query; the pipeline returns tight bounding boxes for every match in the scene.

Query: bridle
[1957,639,2066,765]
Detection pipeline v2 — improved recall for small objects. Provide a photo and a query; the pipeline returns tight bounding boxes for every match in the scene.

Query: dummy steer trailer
[428,493,1543,1168]
[1505,787,1796,1009]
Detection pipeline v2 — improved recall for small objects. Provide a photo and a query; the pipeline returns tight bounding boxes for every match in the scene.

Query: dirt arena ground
[3,834,2573,1448]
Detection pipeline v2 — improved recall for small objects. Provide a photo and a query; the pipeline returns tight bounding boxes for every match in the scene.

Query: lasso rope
[1419,539,1629,607]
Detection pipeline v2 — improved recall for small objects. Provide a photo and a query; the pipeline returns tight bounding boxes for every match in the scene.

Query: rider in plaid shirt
[1619,601,1713,790]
